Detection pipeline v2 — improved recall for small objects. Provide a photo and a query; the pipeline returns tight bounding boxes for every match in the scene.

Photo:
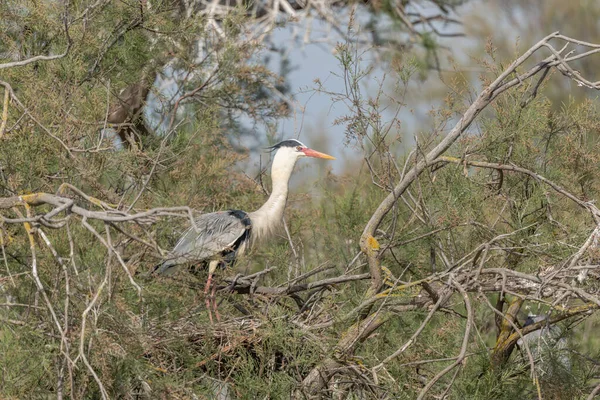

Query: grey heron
[517,314,570,376]
[154,139,334,320]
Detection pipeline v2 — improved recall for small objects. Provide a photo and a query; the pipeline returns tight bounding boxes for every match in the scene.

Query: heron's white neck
[249,149,298,243]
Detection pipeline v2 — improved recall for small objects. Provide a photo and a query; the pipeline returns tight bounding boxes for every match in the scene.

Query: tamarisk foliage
[1,1,600,398]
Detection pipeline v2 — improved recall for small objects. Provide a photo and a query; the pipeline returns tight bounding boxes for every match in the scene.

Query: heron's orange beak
[302,148,335,160]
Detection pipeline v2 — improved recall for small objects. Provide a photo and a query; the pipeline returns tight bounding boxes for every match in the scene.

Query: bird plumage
[517,314,570,373]
[155,210,251,275]
[154,139,334,276]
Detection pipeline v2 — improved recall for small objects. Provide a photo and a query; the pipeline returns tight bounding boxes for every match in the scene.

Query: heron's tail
[152,258,180,276]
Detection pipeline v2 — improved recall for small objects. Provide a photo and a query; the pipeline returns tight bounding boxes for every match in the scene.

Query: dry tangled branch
[2,29,600,398]
[297,31,600,397]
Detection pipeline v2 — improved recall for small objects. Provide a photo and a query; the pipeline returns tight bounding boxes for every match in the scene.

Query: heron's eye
[296,146,303,151]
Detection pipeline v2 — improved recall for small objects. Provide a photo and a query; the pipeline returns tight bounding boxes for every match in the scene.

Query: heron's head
[524,314,548,326]
[267,139,335,162]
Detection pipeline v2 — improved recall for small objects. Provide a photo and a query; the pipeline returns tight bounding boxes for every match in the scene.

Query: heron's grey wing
[172,211,248,260]
[155,211,249,275]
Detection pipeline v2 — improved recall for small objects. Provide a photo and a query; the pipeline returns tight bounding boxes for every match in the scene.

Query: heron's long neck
[249,154,296,242]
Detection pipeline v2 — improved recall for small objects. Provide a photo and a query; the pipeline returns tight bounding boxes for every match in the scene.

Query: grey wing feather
[155,211,248,275]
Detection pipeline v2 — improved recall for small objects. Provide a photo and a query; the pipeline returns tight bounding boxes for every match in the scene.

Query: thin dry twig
[416,279,472,399]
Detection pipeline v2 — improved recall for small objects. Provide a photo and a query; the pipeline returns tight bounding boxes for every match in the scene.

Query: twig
[0,13,71,70]
[81,217,142,296]
[416,279,472,399]
[587,382,600,400]
[374,282,451,369]
[0,225,15,286]
[0,86,9,138]
[76,236,110,400]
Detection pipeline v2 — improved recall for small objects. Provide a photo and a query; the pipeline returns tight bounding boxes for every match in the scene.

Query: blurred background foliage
[1,0,600,398]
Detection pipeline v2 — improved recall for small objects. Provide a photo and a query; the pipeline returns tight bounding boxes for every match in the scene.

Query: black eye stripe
[265,139,306,151]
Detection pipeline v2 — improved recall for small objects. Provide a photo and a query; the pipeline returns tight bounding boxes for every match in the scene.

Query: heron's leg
[205,283,214,324]
[211,284,221,322]
[205,260,220,323]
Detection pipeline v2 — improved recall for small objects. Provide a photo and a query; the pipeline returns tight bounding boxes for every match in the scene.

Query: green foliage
[1,1,600,398]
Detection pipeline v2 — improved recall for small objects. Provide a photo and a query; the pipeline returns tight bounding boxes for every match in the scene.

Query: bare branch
[416,279,473,400]
[360,31,600,299]
[0,12,71,70]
